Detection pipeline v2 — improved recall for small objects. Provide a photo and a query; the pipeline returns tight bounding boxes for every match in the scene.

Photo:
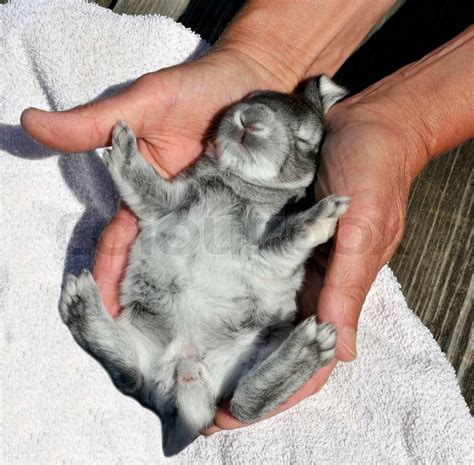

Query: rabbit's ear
[304,75,348,113]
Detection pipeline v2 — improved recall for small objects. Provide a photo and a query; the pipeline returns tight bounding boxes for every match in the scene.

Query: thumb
[20,78,149,153]
[317,212,383,362]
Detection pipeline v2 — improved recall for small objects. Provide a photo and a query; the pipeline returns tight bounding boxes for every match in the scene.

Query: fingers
[317,210,384,361]
[92,205,139,317]
[200,424,222,436]
[213,406,245,430]
[20,78,149,153]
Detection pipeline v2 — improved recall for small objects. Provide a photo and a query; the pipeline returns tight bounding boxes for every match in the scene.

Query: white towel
[1,1,472,463]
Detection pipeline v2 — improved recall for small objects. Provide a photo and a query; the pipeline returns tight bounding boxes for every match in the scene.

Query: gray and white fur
[59,75,349,456]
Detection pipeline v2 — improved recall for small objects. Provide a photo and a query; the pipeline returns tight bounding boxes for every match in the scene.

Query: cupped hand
[20,50,289,316]
[205,95,415,435]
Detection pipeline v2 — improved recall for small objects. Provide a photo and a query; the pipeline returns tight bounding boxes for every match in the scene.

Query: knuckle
[75,99,102,116]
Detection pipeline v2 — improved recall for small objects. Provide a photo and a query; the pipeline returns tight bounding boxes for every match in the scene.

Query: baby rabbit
[59,75,349,456]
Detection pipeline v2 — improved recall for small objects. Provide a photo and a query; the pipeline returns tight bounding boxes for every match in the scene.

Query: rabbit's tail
[176,358,216,429]
[161,357,216,457]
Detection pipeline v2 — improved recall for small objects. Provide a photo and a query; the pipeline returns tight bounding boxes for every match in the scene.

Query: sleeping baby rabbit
[59,75,349,456]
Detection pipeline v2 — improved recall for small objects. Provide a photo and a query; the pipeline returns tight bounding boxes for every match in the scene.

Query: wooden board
[391,140,473,412]
[112,0,188,19]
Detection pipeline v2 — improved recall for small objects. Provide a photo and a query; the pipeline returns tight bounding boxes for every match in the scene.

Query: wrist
[201,45,296,94]
[336,27,474,183]
[209,29,300,93]
[211,0,397,90]
[302,0,399,78]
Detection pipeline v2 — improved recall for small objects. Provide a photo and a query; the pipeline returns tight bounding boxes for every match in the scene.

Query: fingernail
[341,327,357,360]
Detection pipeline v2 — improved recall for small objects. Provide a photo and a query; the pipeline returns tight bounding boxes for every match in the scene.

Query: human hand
[203,94,417,435]
[21,48,294,315]
[209,26,474,432]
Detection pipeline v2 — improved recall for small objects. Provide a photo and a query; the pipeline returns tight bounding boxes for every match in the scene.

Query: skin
[20,0,473,437]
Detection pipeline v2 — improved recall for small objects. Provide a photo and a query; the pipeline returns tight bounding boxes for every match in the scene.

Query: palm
[21,55,273,173]
[312,110,410,349]
[129,69,219,172]
[319,111,409,261]
[124,57,282,175]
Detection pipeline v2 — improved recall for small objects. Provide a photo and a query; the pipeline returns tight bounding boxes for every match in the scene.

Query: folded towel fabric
[1,1,472,463]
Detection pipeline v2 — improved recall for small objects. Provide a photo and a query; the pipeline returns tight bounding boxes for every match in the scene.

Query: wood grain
[391,140,473,412]
[112,0,189,19]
